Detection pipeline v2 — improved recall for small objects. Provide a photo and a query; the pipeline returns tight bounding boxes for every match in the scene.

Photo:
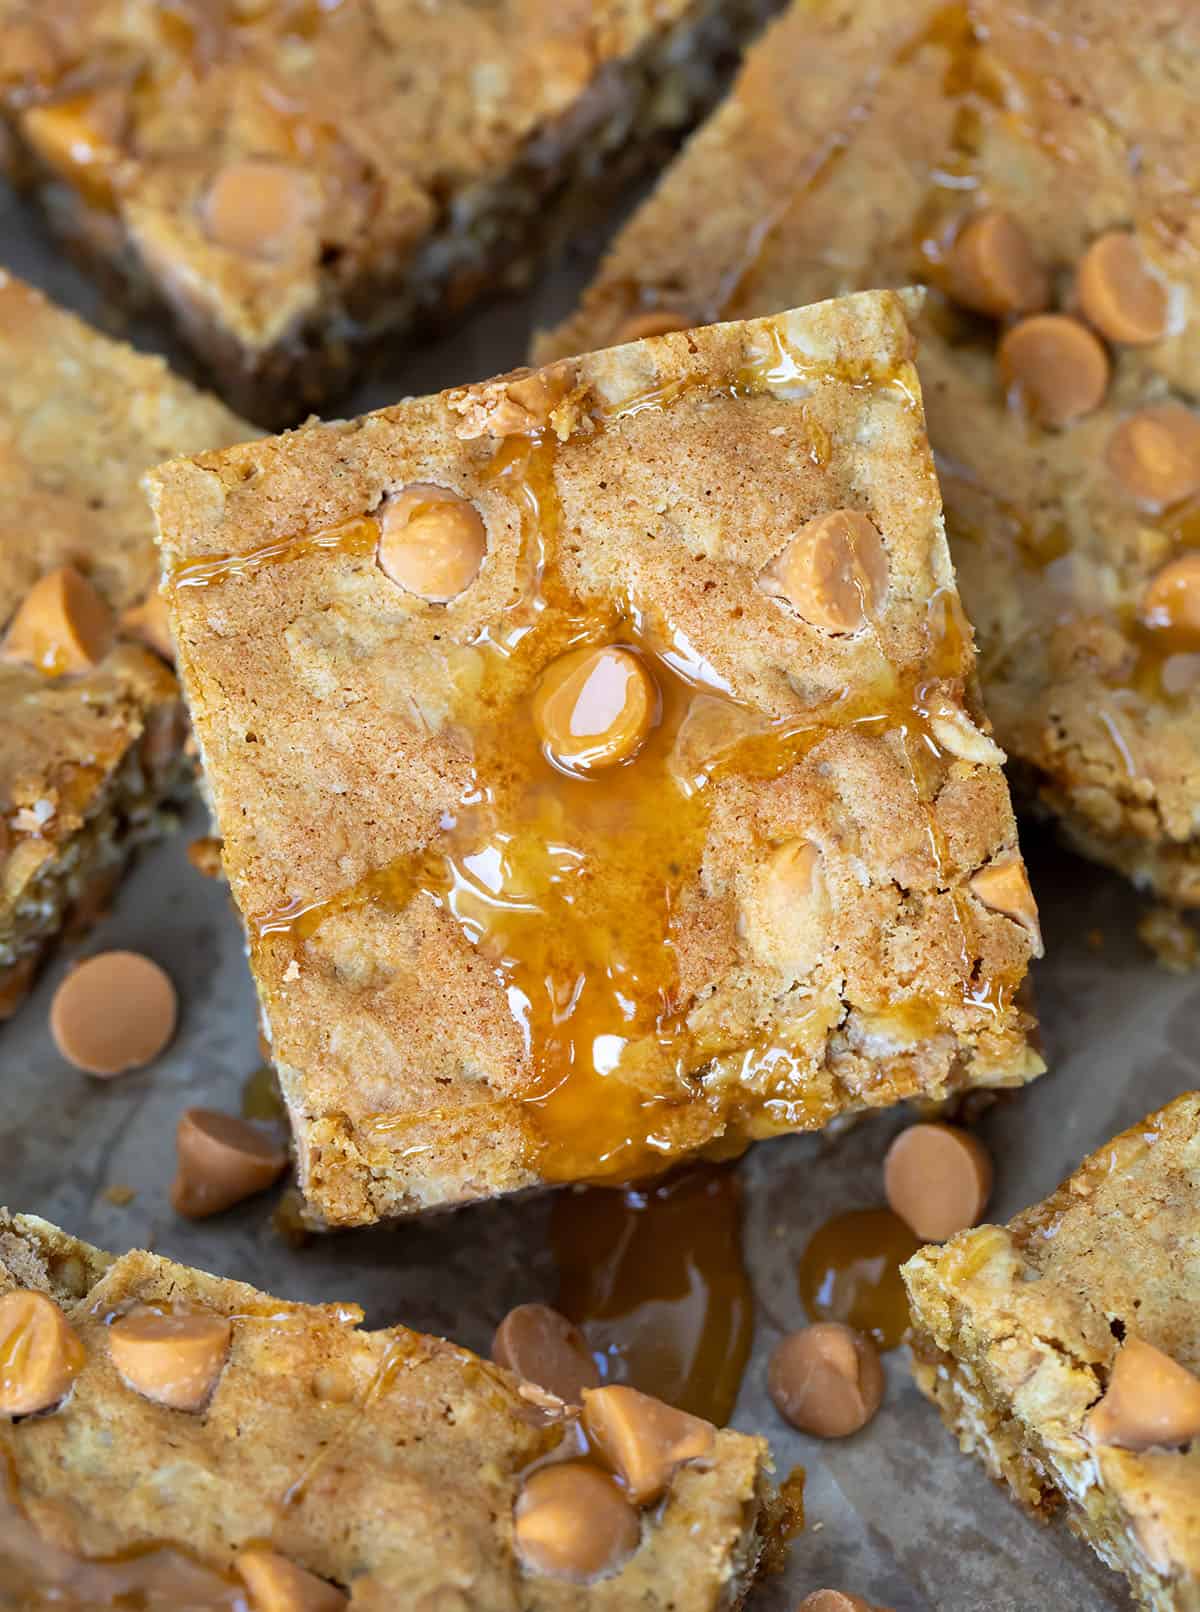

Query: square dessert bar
[0,1210,775,1604]
[538,0,1200,907]
[0,0,780,426]
[0,270,249,1017]
[151,288,1043,1226]
[904,1092,1200,1612]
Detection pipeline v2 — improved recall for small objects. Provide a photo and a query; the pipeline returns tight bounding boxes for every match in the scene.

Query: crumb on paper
[102,1184,136,1207]
[1137,905,1199,974]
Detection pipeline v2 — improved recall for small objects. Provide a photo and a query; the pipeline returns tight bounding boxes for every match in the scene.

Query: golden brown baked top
[538,0,1200,904]
[151,289,1041,1224]
[0,1209,770,1608]
[0,0,713,359]
[0,272,249,934]
[904,1092,1200,1586]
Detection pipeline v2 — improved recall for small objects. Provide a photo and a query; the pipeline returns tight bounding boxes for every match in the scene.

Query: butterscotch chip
[1076,231,1168,346]
[376,484,487,603]
[614,309,692,344]
[1087,1337,1200,1451]
[491,1302,599,1406]
[758,510,889,633]
[50,951,178,1076]
[799,1594,887,1612]
[997,315,1109,427]
[1107,405,1200,509]
[119,588,175,662]
[969,857,1041,946]
[2,565,113,675]
[0,1290,86,1417]
[949,211,1048,319]
[107,1304,231,1411]
[513,1461,640,1581]
[1142,554,1200,642]
[171,1107,289,1219]
[884,1123,994,1242]
[203,160,313,260]
[582,1385,715,1504]
[236,1547,348,1612]
[532,644,657,773]
[768,1323,884,1438]
[749,838,830,977]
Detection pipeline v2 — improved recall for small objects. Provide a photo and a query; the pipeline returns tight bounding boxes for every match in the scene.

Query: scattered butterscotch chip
[948,210,1048,319]
[1,565,113,675]
[614,309,692,344]
[884,1123,994,1242]
[1142,553,1200,643]
[1076,231,1168,346]
[532,644,657,773]
[768,1322,884,1439]
[0,1290,86,1417]
[513,1461,640,1581]
[491,1302,599,1405]
[49,951,178,1076]
[799,1593,888,1612]
[1108,405,1200,509]
[107,1304,231,1411]
[582,1385,715,1504]
[376,484,487,603]
[758,510,889,633]
[188,835,225,878]
[119,588,175,662]
[997,314,1109,427]
[203,159,313,259]
[1087,1337,1200,1451]
[236,1547,348,1612]
[968,857,1042,946]
[170,1107,289,1219]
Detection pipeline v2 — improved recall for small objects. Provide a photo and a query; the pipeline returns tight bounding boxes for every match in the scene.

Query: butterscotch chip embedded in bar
[536,0,1200,906]
[884,1122,993,1242]
[170,1107,289,1219]
[0,272,249,1021]
[491,1302,599,1406]
[768,1322,885,1439]
[0,1289,85,1416]
[50,951,178,1076]
[107,1304,232,1411]
[0,1208,773,1606]
[904,1092,1200,1610]
[582,1385,715,1504]
[376,485,488,603]
[513,1462,641,1581]
[149,291,1041,1226]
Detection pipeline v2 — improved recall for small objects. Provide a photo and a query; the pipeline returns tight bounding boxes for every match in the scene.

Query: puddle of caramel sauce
[550,1165,753,1426]
[166,335,1013,1187]
[797,1206,921,1351]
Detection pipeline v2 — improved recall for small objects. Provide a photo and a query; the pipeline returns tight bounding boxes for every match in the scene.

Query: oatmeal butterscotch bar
[538,0,1200,907]
[904,1092,1200,1612]
[0,1209,774,1606]
[0,0,780,426]
[150,289,1042,1224]
[0,272,249,1018]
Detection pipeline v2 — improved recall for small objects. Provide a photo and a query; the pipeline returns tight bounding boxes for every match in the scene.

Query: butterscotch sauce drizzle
[797,1207,921,1352]
[169,346,1014,1183]
[550,1165,754,1427]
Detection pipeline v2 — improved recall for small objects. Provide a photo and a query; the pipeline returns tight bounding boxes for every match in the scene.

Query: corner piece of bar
[903,1092,1200,1611]
[0,1208,774,1606]
[148,288,1042,1226]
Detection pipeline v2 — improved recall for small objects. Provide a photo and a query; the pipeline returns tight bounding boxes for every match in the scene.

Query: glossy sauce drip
[797,1207,920,1351]
[0,1452,247,1611]
[550,1166,753,1426]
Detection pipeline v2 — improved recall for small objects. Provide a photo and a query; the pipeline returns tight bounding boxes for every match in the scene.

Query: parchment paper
[3,179,1198,1612]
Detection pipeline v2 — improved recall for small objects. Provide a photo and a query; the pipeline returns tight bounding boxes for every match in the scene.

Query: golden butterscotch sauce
[168,334,1014,1186]
[550,1165,754,1427]
[797,1207,921,1351]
